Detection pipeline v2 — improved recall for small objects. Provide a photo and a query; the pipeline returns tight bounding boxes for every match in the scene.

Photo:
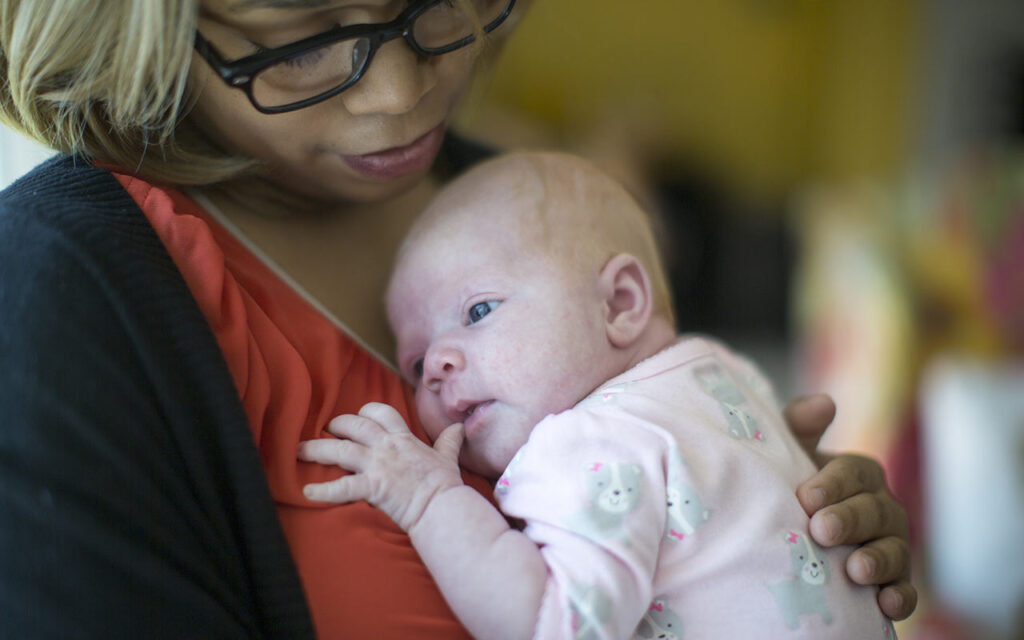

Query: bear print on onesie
[569,462,644,543]
[635,597,684,640]
[694,362,764,441]
[664,448,710,543]
[768,530,834,628]
[566,582,613,640]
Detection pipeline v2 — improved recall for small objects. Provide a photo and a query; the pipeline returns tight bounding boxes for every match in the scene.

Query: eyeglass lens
[251,0,511,110]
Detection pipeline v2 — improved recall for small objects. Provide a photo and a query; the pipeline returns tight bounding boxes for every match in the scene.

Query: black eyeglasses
[194,0,516,114]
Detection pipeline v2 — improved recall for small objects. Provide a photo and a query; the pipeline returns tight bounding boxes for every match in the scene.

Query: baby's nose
[423,344,465,391]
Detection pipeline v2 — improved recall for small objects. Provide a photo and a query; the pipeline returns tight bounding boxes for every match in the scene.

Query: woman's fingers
[845,535,911,585]
[297,438,368,472]
[784,394,917,620]
[302,474,373,503]
[849,535,918,619]
[808,490,907,547]
[797,454,886,516]
[782,394,837,466]
[878,581,918,621]
[799,451,917,620]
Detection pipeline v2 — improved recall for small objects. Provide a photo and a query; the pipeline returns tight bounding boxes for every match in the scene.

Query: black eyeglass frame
[194,0,516,114]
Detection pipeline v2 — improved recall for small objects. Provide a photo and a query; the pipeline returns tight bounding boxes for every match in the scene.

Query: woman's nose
[423,345,465,392]
[340,39,436,116]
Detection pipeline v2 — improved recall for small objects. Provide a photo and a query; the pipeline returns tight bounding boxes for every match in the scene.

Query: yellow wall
[461,0,920,200]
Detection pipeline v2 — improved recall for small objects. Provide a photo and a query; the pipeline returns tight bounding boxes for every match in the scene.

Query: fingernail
[889,589,903,611]
[859,553,877,579]
[809,488,827,510]
[823,513,842,542]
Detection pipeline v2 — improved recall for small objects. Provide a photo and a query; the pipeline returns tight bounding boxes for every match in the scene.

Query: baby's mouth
[462,402,485,424]
[462,400,495,436]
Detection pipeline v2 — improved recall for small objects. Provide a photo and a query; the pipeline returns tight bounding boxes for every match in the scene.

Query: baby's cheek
[414,393,447,443]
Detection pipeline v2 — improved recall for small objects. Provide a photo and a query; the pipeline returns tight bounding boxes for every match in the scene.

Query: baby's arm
[298,402,547,639]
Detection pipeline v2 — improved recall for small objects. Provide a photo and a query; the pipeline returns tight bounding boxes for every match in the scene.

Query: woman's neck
[192,175,440,363]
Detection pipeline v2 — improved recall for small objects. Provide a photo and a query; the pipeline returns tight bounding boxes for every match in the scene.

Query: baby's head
[386,151,676,477]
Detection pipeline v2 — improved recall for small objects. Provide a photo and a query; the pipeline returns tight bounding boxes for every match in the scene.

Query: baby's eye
[411,358,424,381]
[467,300,500,324]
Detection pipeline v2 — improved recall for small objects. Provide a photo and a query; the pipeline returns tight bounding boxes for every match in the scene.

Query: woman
[0,1,913,637]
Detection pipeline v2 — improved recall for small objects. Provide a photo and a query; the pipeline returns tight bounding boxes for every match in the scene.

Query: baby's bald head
[393,151,675,325]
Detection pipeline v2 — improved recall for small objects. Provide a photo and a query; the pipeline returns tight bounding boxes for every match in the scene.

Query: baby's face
[387,200,613,478]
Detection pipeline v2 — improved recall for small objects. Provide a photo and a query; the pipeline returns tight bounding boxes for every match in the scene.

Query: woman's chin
[226,165,428,214]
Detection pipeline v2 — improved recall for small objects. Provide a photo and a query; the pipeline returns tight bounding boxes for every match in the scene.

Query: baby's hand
[298,402,465,531]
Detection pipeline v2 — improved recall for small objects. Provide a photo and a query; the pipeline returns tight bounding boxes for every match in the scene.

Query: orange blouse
[109,170,491,638]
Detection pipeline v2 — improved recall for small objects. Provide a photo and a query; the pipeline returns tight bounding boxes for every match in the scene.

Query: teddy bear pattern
[694,363,764,441]
[635,597,684,640]
[568,462,644,542]
[664,448,710,542]
[767,530,833,629]
[567,583,612,640]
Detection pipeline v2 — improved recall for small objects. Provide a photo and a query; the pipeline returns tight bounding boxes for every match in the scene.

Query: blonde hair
[0,0,498,187]
[0,0,254,184]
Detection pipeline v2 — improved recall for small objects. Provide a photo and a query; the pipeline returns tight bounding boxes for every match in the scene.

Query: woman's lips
[342,125,445,180]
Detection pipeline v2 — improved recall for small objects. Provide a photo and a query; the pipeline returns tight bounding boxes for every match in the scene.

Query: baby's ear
[599,253,653,349]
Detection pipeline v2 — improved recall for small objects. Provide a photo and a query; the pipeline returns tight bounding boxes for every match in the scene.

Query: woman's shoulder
[1,154,133,208]
[0,155,194,334]
[0,155,148,248]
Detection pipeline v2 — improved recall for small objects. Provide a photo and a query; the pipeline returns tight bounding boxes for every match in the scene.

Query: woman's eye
[467,300,500,324]
[412,358,424,381]
[280,47,327,69]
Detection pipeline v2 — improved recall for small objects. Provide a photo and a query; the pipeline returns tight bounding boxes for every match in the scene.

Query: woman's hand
[785,394,917,621]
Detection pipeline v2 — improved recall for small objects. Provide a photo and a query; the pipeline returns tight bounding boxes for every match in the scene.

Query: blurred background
[2,0,1022,637]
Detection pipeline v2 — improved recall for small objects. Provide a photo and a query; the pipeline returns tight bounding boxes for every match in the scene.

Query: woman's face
[191,0,498,204]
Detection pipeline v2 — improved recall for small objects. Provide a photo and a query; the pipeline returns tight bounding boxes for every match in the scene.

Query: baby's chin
[458,448,511,481]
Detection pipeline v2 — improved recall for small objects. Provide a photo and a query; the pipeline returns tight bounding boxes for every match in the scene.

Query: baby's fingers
[358,402,411,434]
[326,413,386,445]
[297,438,368,472]
[303,474,372,504]
[432,422,464,463]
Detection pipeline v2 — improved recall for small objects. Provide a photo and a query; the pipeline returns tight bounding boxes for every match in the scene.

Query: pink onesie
[495,337,896,639]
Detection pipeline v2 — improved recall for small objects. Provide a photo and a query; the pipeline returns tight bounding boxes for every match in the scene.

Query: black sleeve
[0,161,313,638]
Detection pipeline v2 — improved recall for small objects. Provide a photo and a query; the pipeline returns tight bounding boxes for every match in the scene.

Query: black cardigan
[0,155,314,637]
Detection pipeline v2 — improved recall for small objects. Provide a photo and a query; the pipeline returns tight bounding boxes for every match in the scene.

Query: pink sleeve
[496,409,673,639]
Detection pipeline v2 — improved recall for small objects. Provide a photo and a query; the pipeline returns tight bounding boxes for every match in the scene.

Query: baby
[298,152,896,639]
